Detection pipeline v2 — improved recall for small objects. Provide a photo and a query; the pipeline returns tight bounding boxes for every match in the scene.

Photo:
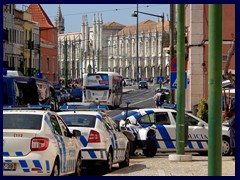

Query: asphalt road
[107,85,157,117]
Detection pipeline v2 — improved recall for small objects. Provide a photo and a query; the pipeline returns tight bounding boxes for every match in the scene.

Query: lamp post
[132,9,165,79]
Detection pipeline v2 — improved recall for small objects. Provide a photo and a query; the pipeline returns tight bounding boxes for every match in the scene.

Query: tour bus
[3,74,59,110]
[82,71,123,108]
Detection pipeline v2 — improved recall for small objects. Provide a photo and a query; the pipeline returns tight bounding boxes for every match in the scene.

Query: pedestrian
[226,101,235,156]
[153,89,162,108]
[159,90,167,107]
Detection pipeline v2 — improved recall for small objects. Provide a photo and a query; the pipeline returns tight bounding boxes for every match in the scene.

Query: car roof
[3,109,50,115]
[57,110,102,116]
[133,108,176,113]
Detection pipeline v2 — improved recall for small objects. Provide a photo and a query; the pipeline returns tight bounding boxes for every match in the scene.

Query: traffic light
[32,68,37,75]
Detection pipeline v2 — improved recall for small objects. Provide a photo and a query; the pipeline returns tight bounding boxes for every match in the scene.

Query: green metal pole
[176,4,185,155]
[208,4,222,176]
[64,38,68,87]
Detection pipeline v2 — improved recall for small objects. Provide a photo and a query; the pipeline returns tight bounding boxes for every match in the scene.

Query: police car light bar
[3,105,52,110]
[59,105,109,111]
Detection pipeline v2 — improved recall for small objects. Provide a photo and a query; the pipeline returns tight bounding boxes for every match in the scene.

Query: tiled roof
[26,4,54,28]
[103,22,126,27]
[117,20,169,35]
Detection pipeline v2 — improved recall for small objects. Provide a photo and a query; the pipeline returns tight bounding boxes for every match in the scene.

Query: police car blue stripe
[19,160,28,168]
[187,141,194,149]
[5,160,12,162]
[145,110,154,114]
[16,152,23,156]
[44,116,64,173]
[197,141,204,149]
[96,115,102,121]
[59,136,67,172]
[33,160,42,170]
[88,151,97,158]
[113,133,118,158]
[156,125,175,148]
[23,169,30,172]
[3,152,10,156]
[80,136,88,147]
[46,160,50,172]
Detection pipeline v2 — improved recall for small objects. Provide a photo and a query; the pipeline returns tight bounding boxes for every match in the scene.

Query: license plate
[3,163,16,171]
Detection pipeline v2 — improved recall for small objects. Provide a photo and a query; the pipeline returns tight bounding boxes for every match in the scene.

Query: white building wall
[186,4,204,111]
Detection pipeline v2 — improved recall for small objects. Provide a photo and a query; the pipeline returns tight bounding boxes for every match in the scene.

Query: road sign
[170,57,188,72]
[170,57,177,72]
[170,72,187,89]
[156,76,164,84]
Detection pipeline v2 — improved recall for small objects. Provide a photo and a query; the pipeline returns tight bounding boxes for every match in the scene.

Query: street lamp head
[131,11,138,17]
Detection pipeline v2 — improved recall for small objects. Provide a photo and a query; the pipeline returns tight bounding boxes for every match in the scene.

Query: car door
[56,115,78,173]
[150,112,176,151]
[171,112,208,152]
[49,114,75,174]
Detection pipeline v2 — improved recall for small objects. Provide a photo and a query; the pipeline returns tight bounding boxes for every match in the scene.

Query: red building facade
[27,4,58,82]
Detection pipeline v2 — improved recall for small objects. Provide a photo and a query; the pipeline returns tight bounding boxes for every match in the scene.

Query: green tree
[197,99,208,123]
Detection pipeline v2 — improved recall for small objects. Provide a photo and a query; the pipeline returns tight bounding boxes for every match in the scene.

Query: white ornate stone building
[55,5,169,81]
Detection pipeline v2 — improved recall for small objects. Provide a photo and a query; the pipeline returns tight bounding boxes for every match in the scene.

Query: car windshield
[59,114,96,127]
[139,81,147,85]
[112,110,138,121]
[3,114,42,130]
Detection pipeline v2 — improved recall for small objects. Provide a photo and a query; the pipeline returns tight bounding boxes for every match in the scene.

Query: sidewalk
[105,155,235,176]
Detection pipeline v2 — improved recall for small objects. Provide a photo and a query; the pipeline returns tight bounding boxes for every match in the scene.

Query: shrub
[197,99,208,123]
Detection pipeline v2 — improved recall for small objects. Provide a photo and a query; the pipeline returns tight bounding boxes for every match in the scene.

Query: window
[185,114,199,126]
[155,112,170,125]
[52,57,55,73]
[60,114,96,127]
[46,57,50,72]
[3,114,42,130]
[138,115,151,124]
[172,112,199,126]
[50,115,62,135]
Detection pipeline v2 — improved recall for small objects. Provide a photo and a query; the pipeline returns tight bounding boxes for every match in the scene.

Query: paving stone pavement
[105,155,235,176]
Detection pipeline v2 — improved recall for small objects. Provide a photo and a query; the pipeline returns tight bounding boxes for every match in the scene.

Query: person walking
[153,89,162,108]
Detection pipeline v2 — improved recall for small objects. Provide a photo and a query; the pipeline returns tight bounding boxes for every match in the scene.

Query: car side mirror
[72,129,81,137]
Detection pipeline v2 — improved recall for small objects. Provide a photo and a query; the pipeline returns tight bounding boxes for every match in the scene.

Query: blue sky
[16,4,170,33]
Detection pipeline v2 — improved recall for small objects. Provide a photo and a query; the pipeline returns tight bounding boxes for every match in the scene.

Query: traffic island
[168,154,192,162]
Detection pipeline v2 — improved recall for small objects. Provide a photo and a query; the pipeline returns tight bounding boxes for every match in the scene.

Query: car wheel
[51,160,59,176]
[143,139,157,157]
[104,151,113,172]
[73,154,82,176]
[222,137,231,156]
[119,143,130,168]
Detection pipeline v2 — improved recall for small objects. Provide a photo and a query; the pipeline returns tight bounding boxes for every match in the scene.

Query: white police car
[3,106,82,176]
[113,108,231,156]
[57,109,130,172]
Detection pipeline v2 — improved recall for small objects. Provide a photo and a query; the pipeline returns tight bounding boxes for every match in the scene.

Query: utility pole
[208,4,222,176]
[64,37,68,87]
[170,4,175,104]
[136,4,139,83]
[29,31,32,76]
[176,4,186,155]
[160,12,164,79]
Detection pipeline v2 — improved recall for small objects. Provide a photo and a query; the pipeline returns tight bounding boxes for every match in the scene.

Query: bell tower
[54,4,65,34]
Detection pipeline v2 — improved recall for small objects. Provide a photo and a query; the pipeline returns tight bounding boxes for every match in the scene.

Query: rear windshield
[60,114,96,127]
[3,114,42,130]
